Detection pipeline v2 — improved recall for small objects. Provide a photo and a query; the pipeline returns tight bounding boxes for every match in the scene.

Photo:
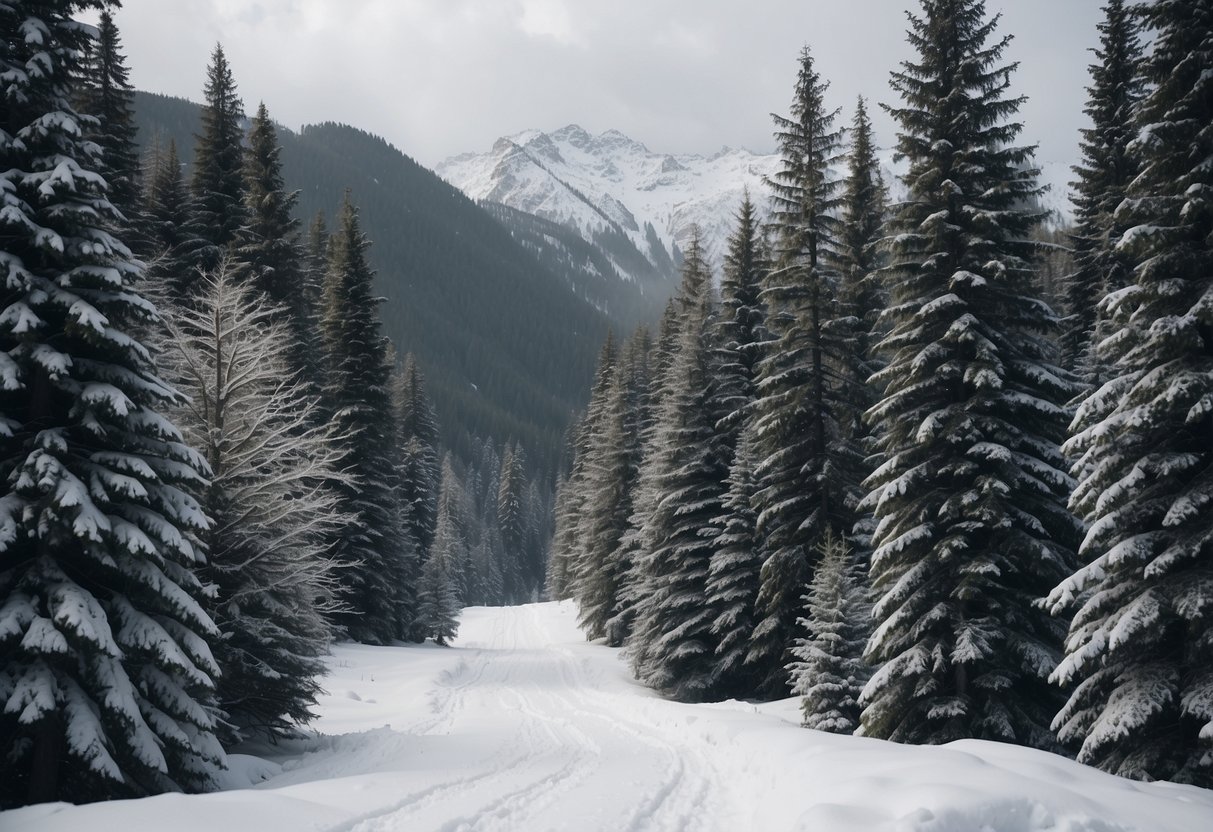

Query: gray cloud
[110,0,1103,175]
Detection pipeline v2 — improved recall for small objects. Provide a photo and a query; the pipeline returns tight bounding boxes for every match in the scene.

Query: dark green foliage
[321,195,411,643]
[748,46,863,698]
[233,102,313,378]
[396,353,441,553]
[1061,0,1144,381]
[497,442,532,602]
[1050,0,1213,788]
[77,10,140,222]
[835,96,888,439]
[185,44,245,281]
[0,1,223,805]
[860,0,1077,749]
[138,140,199,302]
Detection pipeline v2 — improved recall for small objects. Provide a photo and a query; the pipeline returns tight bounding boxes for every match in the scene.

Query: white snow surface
[437,125,784,275]
[6,602,1210,832]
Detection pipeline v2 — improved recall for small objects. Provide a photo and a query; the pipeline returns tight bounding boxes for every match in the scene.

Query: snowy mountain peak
[437,126,782,279]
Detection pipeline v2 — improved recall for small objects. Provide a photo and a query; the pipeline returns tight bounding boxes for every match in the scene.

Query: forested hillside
[132,91,614,470]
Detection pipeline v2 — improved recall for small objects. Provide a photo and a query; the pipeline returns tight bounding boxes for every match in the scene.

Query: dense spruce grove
[1,0,552,807]
[552,0,1213,791]
[1,0,1211,813]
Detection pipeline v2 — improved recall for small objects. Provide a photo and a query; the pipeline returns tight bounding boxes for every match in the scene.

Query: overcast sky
[107,0,1104,172]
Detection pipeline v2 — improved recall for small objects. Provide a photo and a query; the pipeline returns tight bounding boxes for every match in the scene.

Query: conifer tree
[629,245,729,701]
[138,140,199,303]
[748,46,862,697]
[788,533,871,733]
[836,96,888,440]
[859,0,1078,749]
[1061,0,1145,380]
[713,192,768,436]
[707,420,764,697]
[396,353,441,553]
[497,442,531,602]
[233,102,312,378]
[0,1,224,805]
[185,43,245,284]
[555,335,616,600]
[160,264,346,744]
[1049,0,1213,787]
[321,194,410,643]
[77,9,139,221]
[545,472,574,599]
[574,352,640,643]
[417,548,461,646]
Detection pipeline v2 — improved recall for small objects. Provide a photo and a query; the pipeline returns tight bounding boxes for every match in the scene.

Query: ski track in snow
[5,601,1212,832]
[335,605,731,832]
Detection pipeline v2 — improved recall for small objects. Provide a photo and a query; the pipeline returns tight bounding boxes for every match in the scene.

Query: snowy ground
[6,602,1212,832]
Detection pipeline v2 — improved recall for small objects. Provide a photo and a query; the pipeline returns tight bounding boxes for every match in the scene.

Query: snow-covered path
[6,602,1213,832]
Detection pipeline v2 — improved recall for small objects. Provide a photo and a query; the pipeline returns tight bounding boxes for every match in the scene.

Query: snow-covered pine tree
[704,196,768,695]
[708,420,764,697]
[160,263,347,744]
[417,544,461,646]
[835,96,888,445]
[554,335,615,601]
[498,441,531,602]
[713,191,769,437]
[859,0,1078,750]
[628,239,730,701]
[396,353,441,553]
[575,352,637,643]
[748,45,863,698]
[1061,0,1144,380]
[233,102,313,381]
[183,43,245,288]
[545,471,574,599]
[0,1,224,805]
[76,9,139,223]
[788,532,871,733]
[419,454,466,640]
[1048,0,1213,788]
[321,194,411,644]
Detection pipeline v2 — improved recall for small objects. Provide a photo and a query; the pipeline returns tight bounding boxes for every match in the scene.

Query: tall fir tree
[184,43,245,287]
[138,139,199,303]
[497,442,532,602]
[707,420,764,697]
[835,96,888,443]
[321,194,410,644]
[77,9,139,222]
[1049,0,1213,787]
[574,349,641,644]
[788,532,871,733]
[704,197,768,695]
[748,46,863,698]
[233,102,312,379]
[0,1,224,805]
[1061,0,1145,380]
[396,353,441,553]
[628,243,729,701]
[859,0,1078,750]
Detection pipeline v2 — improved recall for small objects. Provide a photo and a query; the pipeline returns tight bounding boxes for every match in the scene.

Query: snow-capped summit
[437,125,784,278]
